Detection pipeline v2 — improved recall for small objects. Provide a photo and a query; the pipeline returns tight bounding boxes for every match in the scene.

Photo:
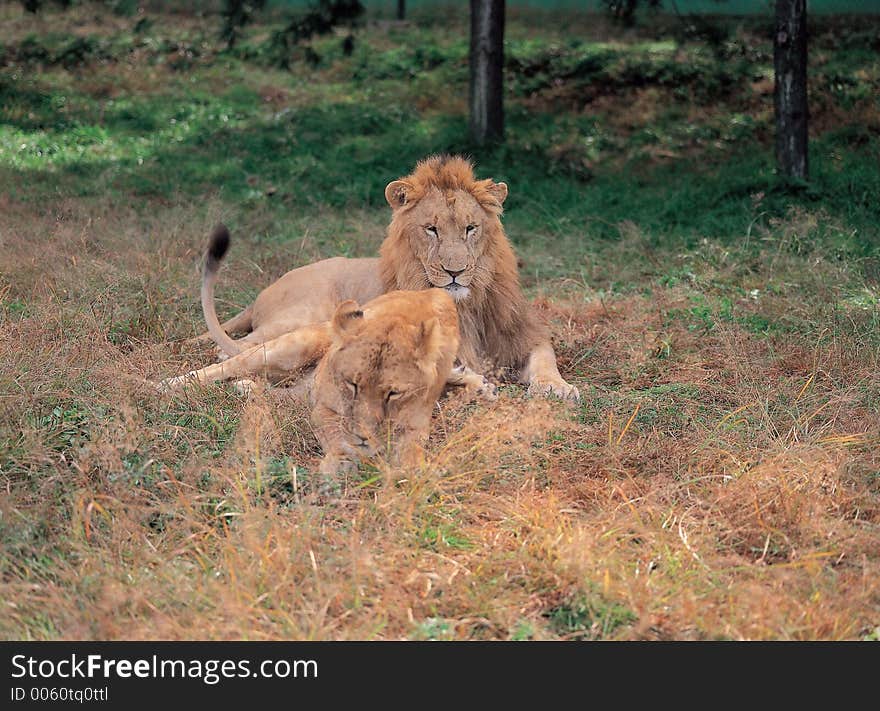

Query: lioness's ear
[487,181,508,205]
[332,299,364,335]
[415,317,443,364]
[385,180,414,209]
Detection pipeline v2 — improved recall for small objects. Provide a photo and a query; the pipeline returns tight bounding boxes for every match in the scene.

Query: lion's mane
[378,155,547,373]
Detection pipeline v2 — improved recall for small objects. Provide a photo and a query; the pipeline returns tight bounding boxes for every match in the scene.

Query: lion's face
[385,177,508,304]
[312,297,453,462]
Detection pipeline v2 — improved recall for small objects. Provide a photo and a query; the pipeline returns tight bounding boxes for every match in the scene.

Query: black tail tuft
[206,224,231,268]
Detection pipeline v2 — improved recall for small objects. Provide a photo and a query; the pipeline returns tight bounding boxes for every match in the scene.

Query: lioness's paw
[527,378,580,402]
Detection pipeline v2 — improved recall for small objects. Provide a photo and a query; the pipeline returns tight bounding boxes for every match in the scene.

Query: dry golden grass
[1,195,878,641]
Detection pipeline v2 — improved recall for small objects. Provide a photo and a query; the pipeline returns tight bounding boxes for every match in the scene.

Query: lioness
[164,228,495,478]
[197,155,580,401]
[311,291,478,476]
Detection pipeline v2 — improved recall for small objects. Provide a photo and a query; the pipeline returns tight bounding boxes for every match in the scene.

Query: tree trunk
[774,0,808,181]
[469,0,505,145]
[397,0,405,20]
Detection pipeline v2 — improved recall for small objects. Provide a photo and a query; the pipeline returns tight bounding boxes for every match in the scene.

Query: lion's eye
[385,390,401,404]
[466,224,477,235]
[345,380,358,398]
[425,226,438,238]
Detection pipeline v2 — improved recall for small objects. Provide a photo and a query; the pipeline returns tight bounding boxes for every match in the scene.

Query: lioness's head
[312,294,456,462]
[382,155,509,304]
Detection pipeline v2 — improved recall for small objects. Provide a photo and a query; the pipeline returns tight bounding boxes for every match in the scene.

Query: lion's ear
[487,181,508,205]
[415,317,443,365]
[385,180,414,209]
[332,299,364,335]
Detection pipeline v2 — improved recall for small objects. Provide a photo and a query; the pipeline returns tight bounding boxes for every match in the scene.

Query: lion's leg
[521,341,580,402]
[230,326,296,353]
[221,308,329,362]
[217,306,254,337]
[232,330,270,351]
[186,305,254,346]
[446,363,498,401]
[161,323,332,390]
[159,346,281,390]
[235,303,340,350]
[247,322,332,374]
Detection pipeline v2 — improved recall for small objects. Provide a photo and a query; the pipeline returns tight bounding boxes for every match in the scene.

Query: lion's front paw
[527,377,580,402]
[451,364,499,403]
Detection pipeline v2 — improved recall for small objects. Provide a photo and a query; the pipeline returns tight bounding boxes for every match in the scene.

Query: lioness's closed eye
[310,289,463,479]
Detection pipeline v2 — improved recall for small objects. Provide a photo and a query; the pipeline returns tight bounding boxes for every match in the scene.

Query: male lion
[164,228,495,479]
[197,155,579,401]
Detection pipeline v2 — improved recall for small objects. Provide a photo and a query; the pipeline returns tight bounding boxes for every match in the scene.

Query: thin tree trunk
[397,0,405,20]
[774,0,808,181]
[469,0,505,145]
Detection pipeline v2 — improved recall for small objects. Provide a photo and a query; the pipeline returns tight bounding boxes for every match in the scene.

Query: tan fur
[311,289,460,477]
[162,289,495,480]
[194,155,578,400]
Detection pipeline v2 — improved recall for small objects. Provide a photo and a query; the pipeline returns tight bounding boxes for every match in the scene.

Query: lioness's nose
[444,267,465,278]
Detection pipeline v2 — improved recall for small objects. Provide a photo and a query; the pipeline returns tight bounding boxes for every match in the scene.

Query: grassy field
[1,4,878,640]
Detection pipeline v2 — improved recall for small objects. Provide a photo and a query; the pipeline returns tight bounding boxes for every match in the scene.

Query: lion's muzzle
[426,262,474,300]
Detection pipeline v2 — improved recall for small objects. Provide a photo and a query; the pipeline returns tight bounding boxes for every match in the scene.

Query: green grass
[2,13,878,277]
[546,591,638,640]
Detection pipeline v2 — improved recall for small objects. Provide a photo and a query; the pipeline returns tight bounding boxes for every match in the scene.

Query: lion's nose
[444,267,465,278]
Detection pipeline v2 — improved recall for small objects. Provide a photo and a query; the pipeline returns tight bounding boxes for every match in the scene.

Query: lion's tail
[201,224,244,357]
